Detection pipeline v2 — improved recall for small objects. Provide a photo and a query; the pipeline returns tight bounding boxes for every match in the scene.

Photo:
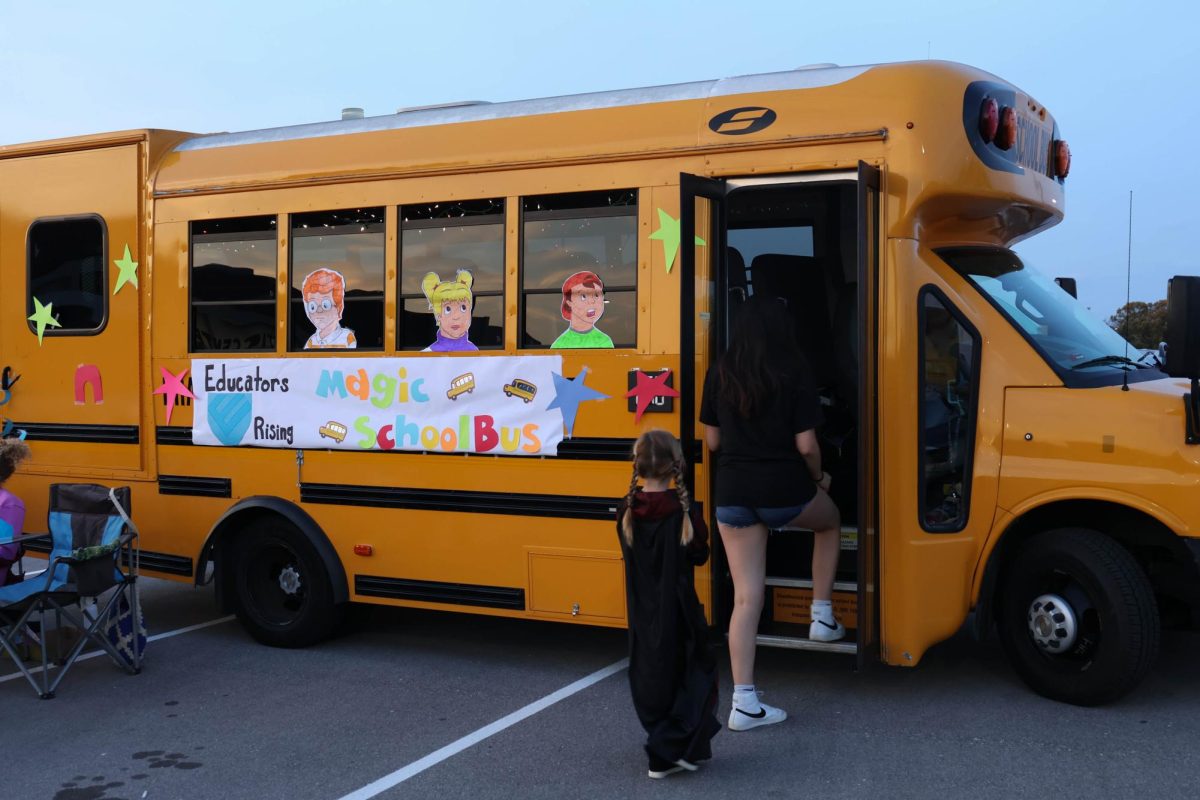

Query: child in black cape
[616,429,720,779]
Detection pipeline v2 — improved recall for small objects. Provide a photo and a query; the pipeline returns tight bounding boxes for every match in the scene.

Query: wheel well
[975,500,1200,636]
[200,498,349,613]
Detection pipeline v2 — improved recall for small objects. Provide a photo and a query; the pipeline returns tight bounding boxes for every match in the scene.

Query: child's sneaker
[728,694,787,731]
[647,754,695,779]
[809,617,846,642]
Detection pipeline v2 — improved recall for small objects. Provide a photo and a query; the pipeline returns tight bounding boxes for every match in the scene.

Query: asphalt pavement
[3,573,1199,800]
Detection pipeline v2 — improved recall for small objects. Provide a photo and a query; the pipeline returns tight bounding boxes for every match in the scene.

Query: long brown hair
[718,293,805,416]
[620,429,694,546]
[0,438,31,484]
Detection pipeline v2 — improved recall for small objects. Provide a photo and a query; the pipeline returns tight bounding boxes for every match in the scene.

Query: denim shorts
[716,503,809,529]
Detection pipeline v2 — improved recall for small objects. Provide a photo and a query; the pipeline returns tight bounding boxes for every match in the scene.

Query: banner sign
[192,356,564,456]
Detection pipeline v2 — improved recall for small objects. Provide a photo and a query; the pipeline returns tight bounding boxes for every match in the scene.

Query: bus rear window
[27,216,107,334]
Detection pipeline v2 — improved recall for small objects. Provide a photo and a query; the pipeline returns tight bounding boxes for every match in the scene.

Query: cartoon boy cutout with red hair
[302,268,357,349]
[551,270,613,349]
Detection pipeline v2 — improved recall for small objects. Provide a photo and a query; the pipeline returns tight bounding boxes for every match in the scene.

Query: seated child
[0,438,31,586]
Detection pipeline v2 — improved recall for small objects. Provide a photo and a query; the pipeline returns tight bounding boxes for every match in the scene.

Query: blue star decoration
[546,367,609,438]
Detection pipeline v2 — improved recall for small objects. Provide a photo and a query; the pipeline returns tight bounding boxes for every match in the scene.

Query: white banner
[192,356,564,456]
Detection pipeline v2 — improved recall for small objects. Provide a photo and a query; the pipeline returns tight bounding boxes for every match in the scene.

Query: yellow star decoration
[113,244,139,294]
[649,208,705,274]
[28,297,61,345]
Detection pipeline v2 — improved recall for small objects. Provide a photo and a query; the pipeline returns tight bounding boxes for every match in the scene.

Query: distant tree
[1107,299,1168,349]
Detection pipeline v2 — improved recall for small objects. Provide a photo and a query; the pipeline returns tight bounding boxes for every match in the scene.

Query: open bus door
[686,165,882,665]
[680,172,726,624]
[856,161,882,669]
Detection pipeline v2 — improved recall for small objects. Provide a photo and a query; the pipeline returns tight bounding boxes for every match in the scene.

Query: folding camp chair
[0,484,141,699]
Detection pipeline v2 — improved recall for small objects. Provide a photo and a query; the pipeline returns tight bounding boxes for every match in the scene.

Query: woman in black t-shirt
[700,295,844,731]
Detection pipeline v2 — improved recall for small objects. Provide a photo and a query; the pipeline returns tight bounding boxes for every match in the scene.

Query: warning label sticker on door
[772,587,857,629]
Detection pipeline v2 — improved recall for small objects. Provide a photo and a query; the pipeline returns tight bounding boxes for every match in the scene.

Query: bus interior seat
[749,253,835,389]
[727,246,747,307]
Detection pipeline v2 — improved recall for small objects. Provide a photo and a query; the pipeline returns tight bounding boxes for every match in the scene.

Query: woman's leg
[785,489,841,601]
[718,521,768,686]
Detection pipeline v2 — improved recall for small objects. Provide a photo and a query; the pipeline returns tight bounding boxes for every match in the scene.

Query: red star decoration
[153,366,196,425]
[624,369,681,423]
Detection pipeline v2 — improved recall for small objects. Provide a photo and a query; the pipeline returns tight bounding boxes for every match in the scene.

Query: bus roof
[172,64,872,153]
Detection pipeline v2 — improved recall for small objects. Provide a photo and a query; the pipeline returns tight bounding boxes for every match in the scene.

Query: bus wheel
[232,516,343,648]
[997,528,1159,706]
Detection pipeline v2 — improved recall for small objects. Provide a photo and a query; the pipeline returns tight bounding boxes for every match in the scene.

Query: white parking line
[337,656,630,800]
[0,614,236,684]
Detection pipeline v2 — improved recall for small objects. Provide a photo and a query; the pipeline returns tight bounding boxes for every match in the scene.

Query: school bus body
[3,60,1196,703]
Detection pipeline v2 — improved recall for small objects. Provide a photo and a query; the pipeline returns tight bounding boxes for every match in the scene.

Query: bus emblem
[708,106,777,136]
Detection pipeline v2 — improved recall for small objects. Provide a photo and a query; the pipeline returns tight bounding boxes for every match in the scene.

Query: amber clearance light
[978,97,999,143]
[995,106,1017,150]
[1053,139,1071,178]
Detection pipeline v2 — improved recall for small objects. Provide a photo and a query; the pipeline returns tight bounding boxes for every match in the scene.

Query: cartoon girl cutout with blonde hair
[422,269,478,352]
[302,268,357,349]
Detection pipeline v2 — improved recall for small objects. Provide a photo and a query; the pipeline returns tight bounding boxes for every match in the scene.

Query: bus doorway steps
[756,576,859,654]
[754,634,857,655]
[766,577,857,592]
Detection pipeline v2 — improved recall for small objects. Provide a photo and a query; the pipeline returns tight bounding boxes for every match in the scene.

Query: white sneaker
[647,756,697,779]
[809,617,846,642]
[728,697,787,731]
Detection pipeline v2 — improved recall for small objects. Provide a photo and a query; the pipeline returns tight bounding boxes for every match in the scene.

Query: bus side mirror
[1054,277,1077,298]
[1164,276,1200,379]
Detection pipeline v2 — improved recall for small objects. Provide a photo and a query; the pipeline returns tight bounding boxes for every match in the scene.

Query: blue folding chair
[0,484,141,698]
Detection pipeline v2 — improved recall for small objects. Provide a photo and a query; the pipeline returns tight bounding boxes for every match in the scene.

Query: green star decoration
[113,244,138,294]
[649,208,706,274]
[28,297,61,345]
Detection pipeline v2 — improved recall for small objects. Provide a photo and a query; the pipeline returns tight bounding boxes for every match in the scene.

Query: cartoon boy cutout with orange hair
[302,268,357,349]
[551,270,613,348]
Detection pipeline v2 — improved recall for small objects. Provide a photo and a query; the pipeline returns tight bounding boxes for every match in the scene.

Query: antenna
[1123,189,1133,391]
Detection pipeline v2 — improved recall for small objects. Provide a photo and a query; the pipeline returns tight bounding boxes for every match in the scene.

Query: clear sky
[1,0,1194,320]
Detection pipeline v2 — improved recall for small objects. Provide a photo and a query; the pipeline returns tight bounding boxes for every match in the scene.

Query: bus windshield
[936,247,1163,383]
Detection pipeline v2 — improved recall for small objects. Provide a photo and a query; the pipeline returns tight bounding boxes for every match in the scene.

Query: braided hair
[620,429,694,546]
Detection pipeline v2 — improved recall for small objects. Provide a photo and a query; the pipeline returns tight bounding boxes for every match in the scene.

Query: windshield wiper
[1069,354,1142,371]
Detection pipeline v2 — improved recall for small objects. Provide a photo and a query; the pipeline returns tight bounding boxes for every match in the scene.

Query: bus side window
[289,208,385,351]
[399,198,506,351]
[27,215,108,335]
[520,189,637,349]
[190,216,277,352]
[919,288,980,532]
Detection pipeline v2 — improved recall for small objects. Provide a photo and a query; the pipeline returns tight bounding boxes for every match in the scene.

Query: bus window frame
[25,213,110,338]
[517,191,639,350]
[916,284,982,534]
[398,201,507,352]
[188,215,279,354]
[287,207,386,353]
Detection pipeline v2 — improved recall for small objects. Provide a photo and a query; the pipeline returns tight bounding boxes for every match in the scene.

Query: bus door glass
[0,145,144,473]
[681,173,727,619]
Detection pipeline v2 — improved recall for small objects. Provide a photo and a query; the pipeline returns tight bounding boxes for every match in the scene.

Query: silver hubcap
[278,565,302,596]
[1027,593,1077,652]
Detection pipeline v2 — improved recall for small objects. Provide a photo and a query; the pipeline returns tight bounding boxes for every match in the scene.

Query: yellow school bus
[3,60,1198,706]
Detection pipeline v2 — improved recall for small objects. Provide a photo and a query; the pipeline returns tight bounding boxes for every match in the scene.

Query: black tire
[231,516,343,648]
[997,528,1159,706]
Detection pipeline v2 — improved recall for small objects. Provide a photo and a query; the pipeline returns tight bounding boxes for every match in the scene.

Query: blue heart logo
[208,393,252,446]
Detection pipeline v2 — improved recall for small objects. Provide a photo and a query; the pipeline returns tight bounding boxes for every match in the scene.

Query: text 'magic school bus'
[3,60,1199,706]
